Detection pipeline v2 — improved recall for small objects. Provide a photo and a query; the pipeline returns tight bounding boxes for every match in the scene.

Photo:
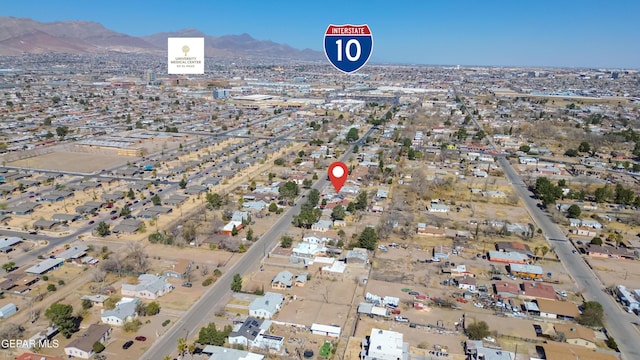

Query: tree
[147,302,161,316]
[197,323,233,346]
[278,181,299,205]
[331,205,346,221]
[540,246,549,260]
[1,261,15,271]
[268,202,278,212]
[578,141,591,153]
[564,148,579,157]
[127,188,135,200]
[205,192,222,209]
[346,127,359,142]
[354,191,368,210]
[590,237,603,245]
[231,225,239,236]
[273,158,285,166]
[93,341,105,354]
[534,177,562,205]
[82,299,93,310]
[280,235,293,248]
[179,178,188,189]
[120,205,131,218]
[246,228,254,241]
[358,227,378,250]
[151,194,162,206]
[518,145,531,153]
[302,179,313,189]
[96,221,110,237]
[55,126,69,139]
[567,204,581,218]
[577,301,604,327]
[231,274,242,292]
[177,337,187,356]
[308,188,320,207]
[47,284,57,292]
[466,321,491,340]
[45,303,76,338]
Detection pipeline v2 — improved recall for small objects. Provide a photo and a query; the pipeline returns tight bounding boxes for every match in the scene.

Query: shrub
[162,319,171,327]
[92,341,105,353]
[202,278,213,286]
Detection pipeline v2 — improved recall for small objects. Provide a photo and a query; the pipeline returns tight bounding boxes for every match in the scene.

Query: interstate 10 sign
[324,24,373,74]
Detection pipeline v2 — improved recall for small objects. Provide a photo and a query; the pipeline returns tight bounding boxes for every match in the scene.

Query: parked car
[490,276,502,281]
[182,282,193,288]
[394,316,409,322]
[88,220,95,225]
[473,302,484,308]
[122,340,134,349]
[135,336,147,342]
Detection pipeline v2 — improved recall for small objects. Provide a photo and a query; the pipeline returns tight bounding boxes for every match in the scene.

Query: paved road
[500,158,640,360]
[453,88,639,359]
[141,127,375,359]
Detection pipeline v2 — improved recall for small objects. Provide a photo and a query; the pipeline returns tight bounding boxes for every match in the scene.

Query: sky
[2,0,639,68]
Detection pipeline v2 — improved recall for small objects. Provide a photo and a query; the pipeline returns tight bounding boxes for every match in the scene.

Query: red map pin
[328,162,348,193]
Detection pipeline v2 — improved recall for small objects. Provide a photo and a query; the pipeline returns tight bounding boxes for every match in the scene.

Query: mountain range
[0,16,323,60]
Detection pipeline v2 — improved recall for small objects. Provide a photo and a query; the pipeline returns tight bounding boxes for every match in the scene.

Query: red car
[135,336,147,342]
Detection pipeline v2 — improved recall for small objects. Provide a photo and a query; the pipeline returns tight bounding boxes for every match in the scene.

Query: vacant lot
[11,151,130,172]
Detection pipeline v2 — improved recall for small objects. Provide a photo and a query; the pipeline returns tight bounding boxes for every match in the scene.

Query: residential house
[570,227,597,238]
[417,224,445,236]
[121,274,174,300]
[536,299,580,320]
[228,317,284,351]
[100,297,140,326]
[163,259,193,279]
[554,323,597,349]
[311,220,333,232]
[64,324,112,359]
[488,251,529,264]
[249,292,284,319]
[345,248,369,265]
[464,340,514,360]
[457,276,477,292]
[271,270,294,289]
[201,346,265,360]
[362,328,409,360]
[508,264,543,279]
[492,281,520,298]
[295,273,308,287]
[427,203,450,213]
[292,242,327,258]
[541,342,618,360]
[521,282,557,300]
[495,241,532,256]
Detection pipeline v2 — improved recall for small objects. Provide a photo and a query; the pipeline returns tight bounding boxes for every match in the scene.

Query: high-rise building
[144,70,156,84]
[213,89,230,99]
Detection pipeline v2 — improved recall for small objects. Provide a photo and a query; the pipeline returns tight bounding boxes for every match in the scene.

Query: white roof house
[100,297,140,326]
[201,346,264,360]
[248,292,284,319]
[310,324,341,338]
[363,328,409,360]
[121,274,174,300]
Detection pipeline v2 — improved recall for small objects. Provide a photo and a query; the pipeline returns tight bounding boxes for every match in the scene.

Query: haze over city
[2,0,639,68]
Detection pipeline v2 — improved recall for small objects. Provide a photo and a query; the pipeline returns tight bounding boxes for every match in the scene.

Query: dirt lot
[10,151,132,173]
[587,256,640,289]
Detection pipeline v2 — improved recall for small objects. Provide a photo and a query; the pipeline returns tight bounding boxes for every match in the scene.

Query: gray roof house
[249,292,284,319]
[228,317,271,346]
[100,297,140,326]
[121,274,174,300]
[56,245,89,260]
[271,270,294,289]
